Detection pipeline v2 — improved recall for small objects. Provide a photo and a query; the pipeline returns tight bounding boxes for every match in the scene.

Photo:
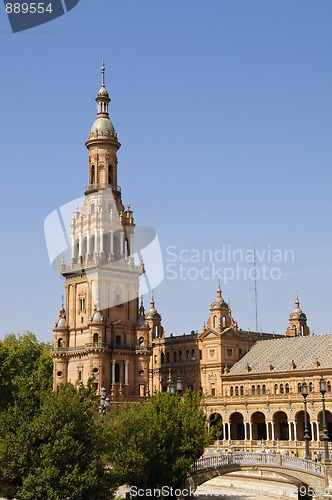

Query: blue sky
[0,0,331,342]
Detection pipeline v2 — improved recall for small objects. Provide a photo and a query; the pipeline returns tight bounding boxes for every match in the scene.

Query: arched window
[191,349,195,361]
[166,352,170,363]
[274,384,279,395]
[108,165,113,185]
[186,350,190,360]
[173,351,177,363]
[178,350,182,362]
[251,385,255,395]
[235,386,239,396]
[230,386,234,396]
[114,363,120,383]
[91,165,95,184]
[285,383,290,394]
[161,352,165,364]
[57,338,63,348]
[309,381,314,392]
[298,382,302,393]
[213,315,217,328]
[222,315,226,328]
[280,384,284,394]
[93,333,98,344]
[139,337,144,346]
[327,381,331,392]
[240,385,244,396]
[257,385,261,395]
[262,384,266,395]
[155,325,159,338]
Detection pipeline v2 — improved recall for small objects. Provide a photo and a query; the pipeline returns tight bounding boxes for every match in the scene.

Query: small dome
[97,86,109,97]
[92,310,101,321]
[89,116,115,138]
[57,317,66,328]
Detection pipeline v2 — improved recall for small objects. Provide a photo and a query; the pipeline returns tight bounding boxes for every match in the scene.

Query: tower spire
[101,55,105,88]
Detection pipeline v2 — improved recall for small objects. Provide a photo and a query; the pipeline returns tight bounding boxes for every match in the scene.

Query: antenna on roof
[252,244,259,332]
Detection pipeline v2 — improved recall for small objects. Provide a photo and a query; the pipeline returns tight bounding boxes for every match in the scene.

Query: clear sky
[0,0,331,342]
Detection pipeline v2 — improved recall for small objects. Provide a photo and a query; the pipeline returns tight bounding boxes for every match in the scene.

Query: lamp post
[319,376,331,463]
[99,387,110,416]
[301,381,311,460]
[176,375,182,394]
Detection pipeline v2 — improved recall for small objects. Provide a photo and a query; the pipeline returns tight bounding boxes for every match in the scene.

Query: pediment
[199,329,219,339]
[220,327,243,339]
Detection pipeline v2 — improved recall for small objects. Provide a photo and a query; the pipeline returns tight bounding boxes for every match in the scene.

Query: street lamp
[301,381,311,460]
[176,375,183,394]
[99,387,110,416]
[319,376,331,463]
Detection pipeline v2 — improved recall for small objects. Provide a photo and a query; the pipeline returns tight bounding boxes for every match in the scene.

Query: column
[94,228,98,253]
[124,360,129,385]
[124,239,128,260]
[310,422,315,442]
[110,230,114,255]
[244,422,248,441]
[249,422,253,441]
[315,421,320,442]
[222,423,226,440]
[71,235,75,259]
[266,422,270,441]
[86,231,90,256]
[288,421,293,441]
[293,422,297,441]
[120,232,124,256]
[111,360,116,384]
[78,233,82,257]
[227,422,230,441]
[271,421,275,441]
[100,228,104,253]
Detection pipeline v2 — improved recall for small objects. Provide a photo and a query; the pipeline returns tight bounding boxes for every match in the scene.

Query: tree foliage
[0,333,114,499]
[106,391,211,495]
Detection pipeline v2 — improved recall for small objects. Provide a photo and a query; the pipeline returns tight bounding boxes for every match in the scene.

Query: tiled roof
[229,334,332,375]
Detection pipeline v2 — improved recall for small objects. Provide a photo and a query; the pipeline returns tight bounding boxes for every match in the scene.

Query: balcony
[84,184,121,195]
[51,342,152,354]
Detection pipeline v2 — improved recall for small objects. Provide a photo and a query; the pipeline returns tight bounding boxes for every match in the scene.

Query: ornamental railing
[191,452,325,477]
[51,343,152,353]
[84,184,121,194]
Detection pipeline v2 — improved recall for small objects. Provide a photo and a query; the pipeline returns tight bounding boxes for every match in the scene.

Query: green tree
[106,391,211,497]
[0,384,115,500]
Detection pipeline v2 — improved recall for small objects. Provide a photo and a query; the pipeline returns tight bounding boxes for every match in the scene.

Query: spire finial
[101,54,105,88]
[295,291,300,306]
[217,279,222,297]
[141,295,144,308]
[61,294,64,309]
[151,290,155,307]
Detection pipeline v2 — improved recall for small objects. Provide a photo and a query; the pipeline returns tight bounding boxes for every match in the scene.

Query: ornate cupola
[145,293,164,340]
[286,293,310,336]
[207,281,236,332]
[85,58,122,206]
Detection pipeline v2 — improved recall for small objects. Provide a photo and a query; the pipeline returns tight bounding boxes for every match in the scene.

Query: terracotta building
[51,66,332,459]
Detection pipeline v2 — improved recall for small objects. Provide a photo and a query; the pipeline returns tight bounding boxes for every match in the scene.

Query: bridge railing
[191,452,325,477]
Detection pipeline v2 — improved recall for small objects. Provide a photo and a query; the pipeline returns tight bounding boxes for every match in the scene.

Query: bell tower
[207,281,237,332]
[286,293,310,337]
[52,62,151,403]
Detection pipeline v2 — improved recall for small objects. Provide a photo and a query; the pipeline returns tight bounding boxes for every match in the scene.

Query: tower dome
[87,58,118,141]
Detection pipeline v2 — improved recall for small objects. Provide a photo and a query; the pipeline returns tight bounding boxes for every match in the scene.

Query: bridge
[188,452,330,499]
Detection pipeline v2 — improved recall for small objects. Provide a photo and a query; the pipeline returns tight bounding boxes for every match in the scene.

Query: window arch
[240,385,244,396]
[93,333,98,344]
[222,315,226,328]
[298,382,302,393]
[251,385,255,395]
[114,363,120,383]
[274,384,279,395]
[91,165,95,184]
[235,386,239,396]
[280,383,284,394]
[230,386,234,396]
[309,381,314,392]
[57,338,64,348]
[108,165,113,185]
[213,315,217,328]
[285,383,290,394]
[257,385,261,395]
